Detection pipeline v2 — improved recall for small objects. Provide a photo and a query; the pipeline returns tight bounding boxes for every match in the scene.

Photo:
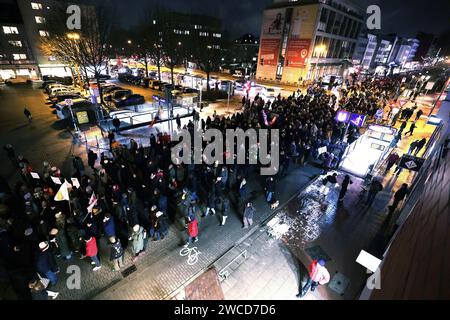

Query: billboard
[261,9,285,37]
[285,39,311,68]
[259,9,285,66]
[260,39,281,66]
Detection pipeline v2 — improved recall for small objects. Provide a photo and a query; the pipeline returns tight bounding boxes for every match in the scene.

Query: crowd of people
[0,76,410,300]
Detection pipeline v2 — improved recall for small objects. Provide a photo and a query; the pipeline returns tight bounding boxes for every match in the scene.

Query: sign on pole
[398,155,425,172]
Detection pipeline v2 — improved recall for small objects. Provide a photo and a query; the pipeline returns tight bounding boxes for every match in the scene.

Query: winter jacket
[55,229,71,257]
[110,239,124,260]
[243,206,256,220]
[308,260,330,285]
[35,250,58,274]
[85,237,98,257]
[131,226,145,255]
[103,218,116,238]
[188,219,198,237]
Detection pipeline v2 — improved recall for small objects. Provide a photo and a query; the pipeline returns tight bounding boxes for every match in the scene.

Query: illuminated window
[39,30,49,37]
[31,2,42,9]
[3,26,19,34]
[213,33,221,38]
[199,32,209,37]
[8,40,22,47]
[13,54,27,60]
[194,25,202,30]
[35,16,46,23]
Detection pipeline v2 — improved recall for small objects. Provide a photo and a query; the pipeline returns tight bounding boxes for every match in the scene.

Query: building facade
[256,0,364,85]
[0,0,91,80]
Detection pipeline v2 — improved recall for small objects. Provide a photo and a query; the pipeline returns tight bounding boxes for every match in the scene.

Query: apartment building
[256,0,364,85]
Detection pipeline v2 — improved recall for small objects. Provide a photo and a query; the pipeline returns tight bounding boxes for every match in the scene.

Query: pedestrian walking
[407,140,419,155]
[398,121,407,135]
[404,122,416,136]
[176,114,181,130]
[366,178,383,207]
[415,109,423,121]
[84,236,101,271]
[4,144,17,167]
[414,138,426,156]
[384,151,400,174]
[184,215,199,246]
[242,202,255,229]
[338,175,353,202]
[297,259,330,298]
[24,107,32,123]
[389,183,408,213]
[221,196,230,226]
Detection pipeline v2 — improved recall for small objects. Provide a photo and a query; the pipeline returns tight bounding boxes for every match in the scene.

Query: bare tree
[41,4,114,105]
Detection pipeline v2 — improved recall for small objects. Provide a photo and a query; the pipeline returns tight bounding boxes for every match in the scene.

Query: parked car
[41,80,58,89]
[50,93,83,105]
[5,76,31,85]
[49,86,80,98]
[113,94,145,108]
[55,98,94,120]
[45,83,67,94]
[234,79,246,90]
[104,89,132,102]
[183,87,198,94]
[43,75,72,85]
[102,86,123,96]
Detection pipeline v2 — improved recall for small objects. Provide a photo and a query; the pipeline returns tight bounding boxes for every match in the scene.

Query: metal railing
[217,249,248,282]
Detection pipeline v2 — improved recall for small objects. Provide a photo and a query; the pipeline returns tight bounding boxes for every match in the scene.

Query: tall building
[0,0,39,80]
[353,30,378,70]
[231,34,259,68]
[256,0,364,85]
[0,0,92,80]
[414,32,436,61]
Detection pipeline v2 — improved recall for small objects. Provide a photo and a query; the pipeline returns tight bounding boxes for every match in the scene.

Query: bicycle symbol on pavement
[179,246,201,265]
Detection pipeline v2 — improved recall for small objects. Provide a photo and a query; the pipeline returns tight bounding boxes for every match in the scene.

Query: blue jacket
[35,250,58,274]
[104,218,116,238]
[158,195,168,213]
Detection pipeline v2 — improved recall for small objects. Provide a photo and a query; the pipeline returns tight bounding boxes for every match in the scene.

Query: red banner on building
[259,39,281,66]
[285,39,311,68]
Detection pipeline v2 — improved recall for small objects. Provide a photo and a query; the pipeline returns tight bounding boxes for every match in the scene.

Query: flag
[71,178,80,189]
[87,193,98,213]
[54,181,70,201]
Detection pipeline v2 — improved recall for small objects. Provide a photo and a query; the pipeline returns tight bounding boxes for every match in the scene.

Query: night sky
[104,0,450,39]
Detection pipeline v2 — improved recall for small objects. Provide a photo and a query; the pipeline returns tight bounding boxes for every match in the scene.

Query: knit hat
[133,224,140,232]
[24,228,33,236]
[318,259,326,266]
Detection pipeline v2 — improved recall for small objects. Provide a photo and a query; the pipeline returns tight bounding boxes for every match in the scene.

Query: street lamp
[127,40,132,44]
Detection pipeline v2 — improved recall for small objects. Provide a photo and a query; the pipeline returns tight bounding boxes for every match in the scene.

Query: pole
[68,104,79,132]
[227,84,231,113]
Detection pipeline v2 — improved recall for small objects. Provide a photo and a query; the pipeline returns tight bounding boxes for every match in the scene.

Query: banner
[54,181,70,201]
[260,39,281,66]
[259,8,285,66]
[285,39,311,68]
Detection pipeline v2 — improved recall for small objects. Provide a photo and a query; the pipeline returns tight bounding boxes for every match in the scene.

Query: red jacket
[188,219,198,237]
[85,237,98,257]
